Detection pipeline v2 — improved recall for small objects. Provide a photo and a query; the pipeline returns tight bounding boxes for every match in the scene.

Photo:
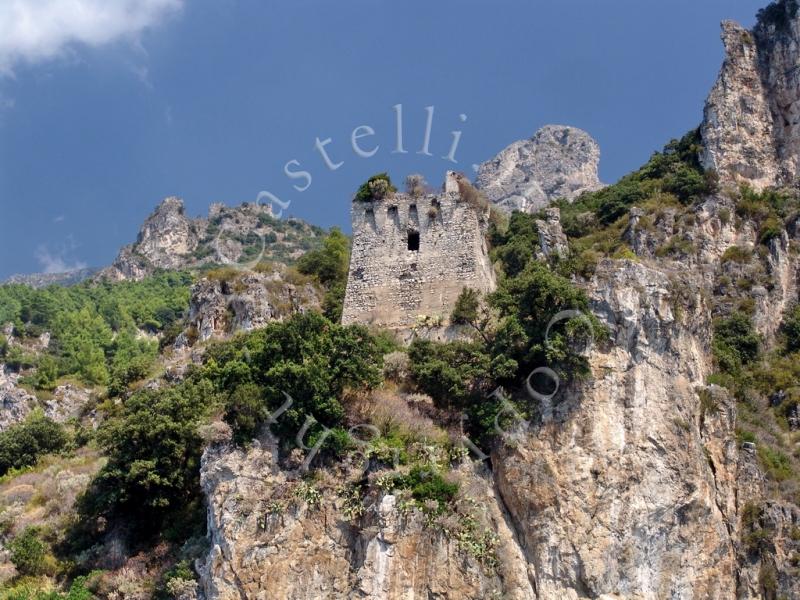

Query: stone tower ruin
[341,171,496,336]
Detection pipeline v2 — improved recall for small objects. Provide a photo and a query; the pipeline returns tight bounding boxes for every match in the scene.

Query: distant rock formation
[100,198,324,281]
[701,1,800,190]
[475,125,605,213]
[3,268,97,288]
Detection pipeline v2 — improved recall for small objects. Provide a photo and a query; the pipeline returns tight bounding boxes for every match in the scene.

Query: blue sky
[0,0,766,278]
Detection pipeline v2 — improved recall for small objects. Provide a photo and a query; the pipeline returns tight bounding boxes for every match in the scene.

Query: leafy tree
[33,355,59,391]
[204,312,384,443]
[489,261,597,378]
[713,312,761,375]
[0,412,69,476]
[79,379,217,538]
[107,331,158,396]
[489,212,539,277]
[297,228,351,321]
[52,307,113,385]
[408,340,493,410]
[452,288,480,326]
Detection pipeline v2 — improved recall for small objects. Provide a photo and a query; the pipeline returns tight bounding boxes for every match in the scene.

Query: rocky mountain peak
[99,198,323,281]
[701,0,800,189]
[475,124,605,214]
[134,196,199,269]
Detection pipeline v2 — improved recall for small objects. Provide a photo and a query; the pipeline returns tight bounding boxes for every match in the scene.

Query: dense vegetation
[0,273,191,389]
[77,379,217,542]
[711,304,800,498]
[0,412,69,477]
[558,129,714,238]
[204,312,386,444]
[409,211,602,445]
[549,129,718,274]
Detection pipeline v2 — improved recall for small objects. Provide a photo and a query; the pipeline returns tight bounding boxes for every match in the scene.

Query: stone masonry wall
[341,172,496,333]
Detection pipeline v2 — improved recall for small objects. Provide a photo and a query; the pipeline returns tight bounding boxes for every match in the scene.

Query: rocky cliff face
[701,1,800,189]
[494,259,741,599]
[475,125,605,214]
[102,198,324,281]
[197,254,788,599]
[197,437,536,600]
[179,269,322,345]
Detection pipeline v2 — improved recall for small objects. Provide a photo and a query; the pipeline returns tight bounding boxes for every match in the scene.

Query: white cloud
[0,0,183,76]
[35,238,86,274]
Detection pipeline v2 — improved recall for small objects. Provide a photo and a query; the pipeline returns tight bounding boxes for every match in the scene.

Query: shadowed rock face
[701,2,800,189]
[475,125,605,214]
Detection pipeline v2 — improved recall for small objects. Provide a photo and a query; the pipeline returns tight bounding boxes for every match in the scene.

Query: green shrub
[712,312,761,375]
[354,173,396,202]
[782,305,800,352]
[489,261,599,379]
[32,355,59,391]
[297,228,351,321]
[489,212,539,277]
[391,465,458,508]
[8,527,49,576]
[741,502,772,555]
[758,445,793,482]
[408,340,493,410]
[4,345,36,371]
[0,412,69,476]
[451,288,480,326]
[721,246,753,264]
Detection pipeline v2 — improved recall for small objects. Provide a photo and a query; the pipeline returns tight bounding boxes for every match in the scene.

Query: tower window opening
[407,230,420,251]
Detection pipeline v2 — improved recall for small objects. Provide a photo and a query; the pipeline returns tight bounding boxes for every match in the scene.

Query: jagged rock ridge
[101,198,324,281]
[475,125,605,214]
[701,0,800,189]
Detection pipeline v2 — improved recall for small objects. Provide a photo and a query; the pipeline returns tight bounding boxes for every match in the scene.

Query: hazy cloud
[0,0,183,76]
[35,238,86,274]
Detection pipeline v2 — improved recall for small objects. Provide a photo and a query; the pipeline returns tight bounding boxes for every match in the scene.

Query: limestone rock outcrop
[475,125,605,213]
[197,436,535,600]
[0,366,35,432]
[701,2,800,189]
[102,199,323,281]
[493,259,742,599]
[535,207,569,260]
[179,270,321,345]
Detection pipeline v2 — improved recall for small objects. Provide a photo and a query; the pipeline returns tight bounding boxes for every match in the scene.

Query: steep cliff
[701,0,800,189]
